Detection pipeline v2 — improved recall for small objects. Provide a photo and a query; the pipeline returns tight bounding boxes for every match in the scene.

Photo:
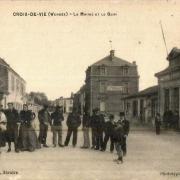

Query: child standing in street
[113,119,124,164]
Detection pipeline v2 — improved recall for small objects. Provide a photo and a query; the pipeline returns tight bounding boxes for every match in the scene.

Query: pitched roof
[123,85,158,99]
[91,51,136,67]
[0,58,9,67]
[167,47,180,60]
[0,57,26,83]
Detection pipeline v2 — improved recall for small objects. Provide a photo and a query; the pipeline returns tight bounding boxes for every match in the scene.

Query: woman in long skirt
[19,104,40,152]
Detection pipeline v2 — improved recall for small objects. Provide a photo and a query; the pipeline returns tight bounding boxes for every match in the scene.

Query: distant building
[0,58,26,110]
[24,93,42,114]
[123,85,158,124]
[155,47,180,127]
[85,50,139,115]
[55,96,73,113]
[73,85,86,114]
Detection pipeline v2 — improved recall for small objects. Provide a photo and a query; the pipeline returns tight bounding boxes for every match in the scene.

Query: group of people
[0,103,130,164]
[163,110,179,130]
[0,103,40,153]
[81,108,130,163]
[154,110,179,135]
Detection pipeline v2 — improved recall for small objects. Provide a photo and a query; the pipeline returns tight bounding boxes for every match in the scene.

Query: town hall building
[84,50,139,115]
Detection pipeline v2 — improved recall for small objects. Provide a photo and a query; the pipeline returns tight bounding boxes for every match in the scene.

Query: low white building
[55,97,73,113]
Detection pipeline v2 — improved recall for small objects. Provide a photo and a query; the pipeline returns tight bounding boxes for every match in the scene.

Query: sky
[0,0,180,100]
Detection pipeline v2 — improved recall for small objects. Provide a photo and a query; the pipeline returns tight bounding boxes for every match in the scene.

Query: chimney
[110,50,115,60]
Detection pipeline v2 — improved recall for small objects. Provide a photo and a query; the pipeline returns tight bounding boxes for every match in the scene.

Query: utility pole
[159,20,169,56]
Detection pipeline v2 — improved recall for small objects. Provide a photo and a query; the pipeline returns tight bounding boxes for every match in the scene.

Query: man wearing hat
[119,111,130,156]
[38,105,51,147]
[51,106,64,147]
[102,114,115,152]
[64,107,81,147]
[90,108,99,149]
[5,103,20,153]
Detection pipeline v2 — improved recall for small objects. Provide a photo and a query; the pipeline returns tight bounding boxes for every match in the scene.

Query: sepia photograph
[0,0,180,179]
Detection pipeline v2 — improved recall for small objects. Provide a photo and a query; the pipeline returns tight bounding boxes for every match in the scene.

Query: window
[99,82,106,93]
[20,83,24,96]
[100,101,105,112]
[11,75,15,91]
[133,100,138,117]
[100,66,106,75]
[124,83,129,94]
[122,66,129,76]
[16,79,20,93]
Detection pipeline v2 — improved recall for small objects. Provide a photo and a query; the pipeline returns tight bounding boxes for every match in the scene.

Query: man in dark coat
[119,112,130,156]
[102,114,115,152]
[64,108,81,147]
[38,105,51,147]
[5,103,20,153]
[113,119,124,164]
[51,106,64,147]
[90,108,98,149]
[96,110,105,151]
[155,113,161,135]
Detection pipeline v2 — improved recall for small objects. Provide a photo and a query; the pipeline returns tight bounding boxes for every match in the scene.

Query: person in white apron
[0,107,7,153]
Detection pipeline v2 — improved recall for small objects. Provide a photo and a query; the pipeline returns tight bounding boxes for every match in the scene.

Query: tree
[28,92,49,106]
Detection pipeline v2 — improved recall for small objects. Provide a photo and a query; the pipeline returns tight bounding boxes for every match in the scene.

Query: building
[55,96,73,113]
[85,50,139,115]
[0,58,26,110]
[24,93,42,114]
[123,85,158,124]
[73,85,86,114]
[155,47,180,127]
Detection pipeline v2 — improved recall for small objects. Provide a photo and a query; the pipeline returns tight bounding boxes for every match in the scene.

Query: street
[0,125,180,180]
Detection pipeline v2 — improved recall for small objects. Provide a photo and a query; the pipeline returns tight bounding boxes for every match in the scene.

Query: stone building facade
[155,47,180,127]
[0,58,26,110]
[123,85,158,124]
[73,85,86,115]
[85,50,139,115]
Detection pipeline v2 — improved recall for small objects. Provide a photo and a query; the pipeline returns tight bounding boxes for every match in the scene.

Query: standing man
[90,108,98,149]
[119,112,130,156]
[96,110,105,151]
[102,114,115,152]
[51,106,64,147]
[113,119,124,164]
[81,110,91,149]
[64,108,81,147]
[155,113,161,135]
[5,103,20,153]
[38,105,51,147]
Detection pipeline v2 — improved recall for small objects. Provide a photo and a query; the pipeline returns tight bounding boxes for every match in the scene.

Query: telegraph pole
[159,20,169,56]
